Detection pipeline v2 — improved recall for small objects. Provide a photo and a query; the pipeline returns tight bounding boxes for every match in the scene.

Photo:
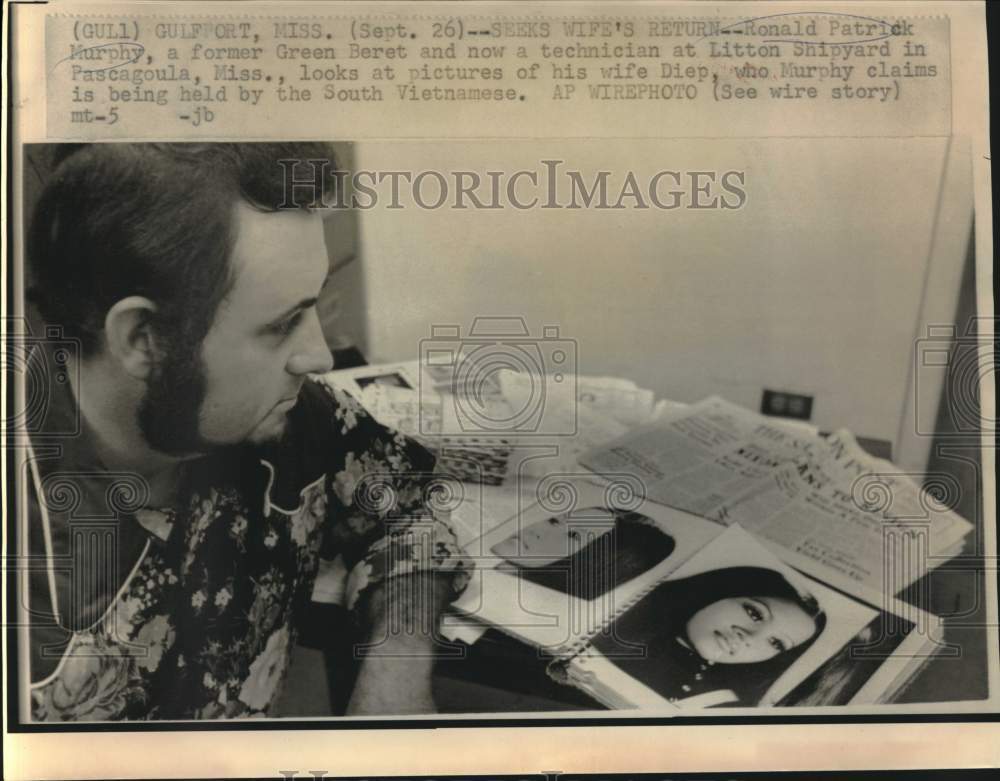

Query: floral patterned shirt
[25,370,470,721]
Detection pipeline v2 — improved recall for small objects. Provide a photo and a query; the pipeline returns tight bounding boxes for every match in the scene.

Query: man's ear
[103,296,161,379]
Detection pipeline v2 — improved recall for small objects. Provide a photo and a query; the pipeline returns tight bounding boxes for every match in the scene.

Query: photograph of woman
[580,565,828,708]
[490,507,678,602]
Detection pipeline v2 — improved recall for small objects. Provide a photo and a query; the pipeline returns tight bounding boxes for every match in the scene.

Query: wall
[336,138,970,466]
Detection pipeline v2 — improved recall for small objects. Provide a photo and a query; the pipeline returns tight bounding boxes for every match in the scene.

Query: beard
[137,338,213,457]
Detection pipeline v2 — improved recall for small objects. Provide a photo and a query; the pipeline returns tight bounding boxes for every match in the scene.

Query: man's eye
[271,312,304,338]
[744,602,763,622]
[769,637,787,653]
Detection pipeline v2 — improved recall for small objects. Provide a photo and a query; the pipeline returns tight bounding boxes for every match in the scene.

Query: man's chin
[246,410,292,446]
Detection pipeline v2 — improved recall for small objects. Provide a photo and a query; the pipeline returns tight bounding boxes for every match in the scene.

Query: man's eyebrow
[262,272,333,328]
[262,296,319,329]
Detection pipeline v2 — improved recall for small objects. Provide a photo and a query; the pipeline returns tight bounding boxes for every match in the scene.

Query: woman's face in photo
[491,508,616,567]
[685,595,817,664]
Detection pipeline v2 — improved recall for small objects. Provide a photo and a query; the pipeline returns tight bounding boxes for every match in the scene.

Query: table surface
[291,351,990,714]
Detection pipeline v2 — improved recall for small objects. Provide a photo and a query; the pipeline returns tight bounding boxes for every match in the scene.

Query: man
[21,143,469,721]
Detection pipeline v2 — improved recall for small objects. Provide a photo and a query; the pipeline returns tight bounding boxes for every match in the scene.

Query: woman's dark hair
[780,610,914,707]
[514,509,676,601]
[27,142,339,358]
[591,566,827,706]
[653,566,824,636]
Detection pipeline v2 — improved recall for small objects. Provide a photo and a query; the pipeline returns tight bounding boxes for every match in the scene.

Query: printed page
[581,396,837,515]
[708,429,975,604]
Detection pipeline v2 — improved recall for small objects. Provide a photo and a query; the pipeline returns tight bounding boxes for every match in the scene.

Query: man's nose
[287,309,334,376]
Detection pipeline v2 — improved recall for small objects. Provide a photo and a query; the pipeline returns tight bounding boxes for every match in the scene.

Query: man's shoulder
[299,375,361,415]
[295,376,434,469]
[265,377,383,470]
[291,376,370,440]
[257,375,435,512]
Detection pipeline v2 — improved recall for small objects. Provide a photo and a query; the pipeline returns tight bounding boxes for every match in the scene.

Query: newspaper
[582,397,835,515]
[710,429,974,558]
[3,0,996,777]
[582,397,974,603]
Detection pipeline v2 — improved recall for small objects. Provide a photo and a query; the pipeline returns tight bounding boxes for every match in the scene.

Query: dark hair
[655,566,825,635]
[27,142,339,358]
[591,566,827,706]
[780,609,914,707]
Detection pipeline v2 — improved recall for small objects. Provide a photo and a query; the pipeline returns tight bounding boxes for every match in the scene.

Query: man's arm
[346,572,451,715]
[302,378,471,714]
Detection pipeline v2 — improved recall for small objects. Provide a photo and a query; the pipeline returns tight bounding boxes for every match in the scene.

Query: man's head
[28,143,338,455]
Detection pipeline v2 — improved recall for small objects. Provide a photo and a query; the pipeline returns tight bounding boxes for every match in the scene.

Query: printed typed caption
[45,11,950,138]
